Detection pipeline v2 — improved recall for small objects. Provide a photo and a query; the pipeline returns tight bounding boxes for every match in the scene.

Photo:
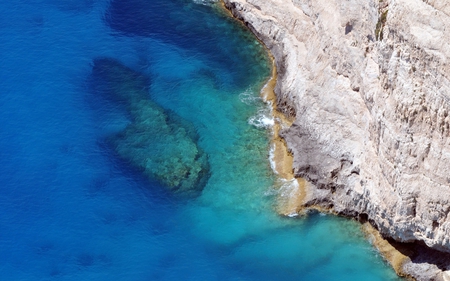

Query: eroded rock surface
[223,0,450,279]
[92,58,209,194]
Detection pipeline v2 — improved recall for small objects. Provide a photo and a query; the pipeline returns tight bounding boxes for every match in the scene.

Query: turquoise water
[0,0,402,280]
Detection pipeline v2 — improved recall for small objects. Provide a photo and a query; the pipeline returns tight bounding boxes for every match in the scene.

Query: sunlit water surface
[0,0,402,280]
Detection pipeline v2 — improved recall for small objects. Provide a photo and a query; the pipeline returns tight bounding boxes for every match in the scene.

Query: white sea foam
[239,90,260,105]
[248,113,275,129]
[280,178,299,192]
[263,188,278,197]
[268,177,300,198]
[264,177,299,199]
[248,100,275,129]
[192,0,218,6]
[276,178,301,217]
[269,143,277,174]
[260,81,270,101]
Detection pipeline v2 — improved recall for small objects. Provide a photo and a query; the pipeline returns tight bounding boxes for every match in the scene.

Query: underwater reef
[91,58,209,194]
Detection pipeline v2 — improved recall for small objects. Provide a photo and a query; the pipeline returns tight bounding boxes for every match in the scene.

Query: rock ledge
[223,0,450,279]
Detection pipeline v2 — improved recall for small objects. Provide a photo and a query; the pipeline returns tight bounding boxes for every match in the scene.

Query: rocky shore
[223,0,450,279]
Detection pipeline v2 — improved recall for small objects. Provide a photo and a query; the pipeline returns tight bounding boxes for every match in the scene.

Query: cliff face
[223,0,450,279]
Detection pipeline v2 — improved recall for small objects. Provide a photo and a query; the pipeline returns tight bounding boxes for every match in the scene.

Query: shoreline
[259,60,309,217]
[362,223,412,280]
[259,59,418,279]
[262,59,414,278]
[218,0,421,279]
[218,0,308,216]
[220,0,450,279]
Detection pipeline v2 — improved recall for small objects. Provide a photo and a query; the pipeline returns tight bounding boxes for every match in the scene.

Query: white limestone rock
[223,0,450,279]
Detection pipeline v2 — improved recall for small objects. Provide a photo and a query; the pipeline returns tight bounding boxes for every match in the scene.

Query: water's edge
[218,1,411,279]
[0,0,404,279]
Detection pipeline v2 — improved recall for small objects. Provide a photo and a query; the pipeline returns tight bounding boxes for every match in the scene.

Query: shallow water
[0,0,402,280]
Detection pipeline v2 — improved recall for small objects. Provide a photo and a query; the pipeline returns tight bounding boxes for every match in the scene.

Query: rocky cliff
[223,0,450,279]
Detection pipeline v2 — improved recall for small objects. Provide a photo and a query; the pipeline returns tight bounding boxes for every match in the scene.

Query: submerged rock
[91,58,209,194]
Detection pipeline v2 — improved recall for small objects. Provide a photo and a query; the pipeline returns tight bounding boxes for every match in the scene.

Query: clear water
[0,0,402,280]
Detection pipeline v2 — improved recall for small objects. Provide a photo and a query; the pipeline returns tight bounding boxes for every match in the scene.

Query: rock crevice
[223,0,450,279]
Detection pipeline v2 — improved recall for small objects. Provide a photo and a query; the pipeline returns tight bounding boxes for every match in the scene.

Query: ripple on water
[0,0,402,280]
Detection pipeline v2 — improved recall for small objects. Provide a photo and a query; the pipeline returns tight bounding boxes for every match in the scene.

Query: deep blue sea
[0,0,402,280]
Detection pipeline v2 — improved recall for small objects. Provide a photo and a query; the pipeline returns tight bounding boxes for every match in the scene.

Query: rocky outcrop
[223,0,450,279]
[91,58,210,194]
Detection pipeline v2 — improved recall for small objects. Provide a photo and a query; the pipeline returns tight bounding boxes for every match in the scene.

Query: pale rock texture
[223,0,450,279]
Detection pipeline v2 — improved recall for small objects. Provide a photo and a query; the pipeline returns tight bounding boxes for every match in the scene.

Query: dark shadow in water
[359,215,450,276]
[89,57,210,196]
[387,238,450,272]
[331,210,450,276]
[103,0,269,90]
